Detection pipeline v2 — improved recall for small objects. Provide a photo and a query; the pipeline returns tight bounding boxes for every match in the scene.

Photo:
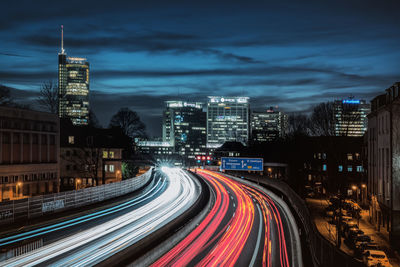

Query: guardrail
[0,168,153,226]
[227,172,364,267]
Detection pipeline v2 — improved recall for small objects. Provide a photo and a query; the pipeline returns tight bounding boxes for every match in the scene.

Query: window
[347,165,353,172]
[103,151,108,159]
[109,151,114,158]
[356,166,364,172]
[109,165,115,173]
[347,153,353,161]
[323,164,327,171]
[68,136,74,144]
[104,165,108,172]
[338,165,343,172]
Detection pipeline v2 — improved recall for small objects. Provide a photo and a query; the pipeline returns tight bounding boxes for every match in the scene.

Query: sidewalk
[307,198,400,267]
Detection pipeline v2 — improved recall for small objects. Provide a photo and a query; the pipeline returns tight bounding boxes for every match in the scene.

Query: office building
[162,101,206,158]
[0,106,60,201]
[137,140,173,156]
[250,107,287,142]
[58,25,90,125]
[334,99,370,136]
[207,96,249,148]
[368,82,400,246]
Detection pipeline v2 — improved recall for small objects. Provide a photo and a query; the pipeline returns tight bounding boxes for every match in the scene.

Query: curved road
[154,169,301,267]
[0,168,200,267]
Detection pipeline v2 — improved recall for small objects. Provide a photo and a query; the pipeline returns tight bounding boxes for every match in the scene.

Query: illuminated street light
[351,185,357,190]
[361,184,366,188]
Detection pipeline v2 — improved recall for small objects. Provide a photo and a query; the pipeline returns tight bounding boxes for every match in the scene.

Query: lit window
[338,165,343,172]
[109,165,115,173]
[68,136,74,144]
[103,151,108,158]
[104,165,108,172]
[109,151,114,158]
[347,154,353,161]
[323,164,327,171]
[357,166,364,172]
[348,165,353,172]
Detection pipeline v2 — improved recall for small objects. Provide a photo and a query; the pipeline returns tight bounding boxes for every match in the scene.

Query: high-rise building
[207,96,249,148]
[250,107,287,142]
[333,99,370,136]
[58,25,90,125]
[162,101,206,158]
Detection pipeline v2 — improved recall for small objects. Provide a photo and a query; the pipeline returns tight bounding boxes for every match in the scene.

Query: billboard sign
[221,157,263,171]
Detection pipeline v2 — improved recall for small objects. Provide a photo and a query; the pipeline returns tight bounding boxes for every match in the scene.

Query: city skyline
[1,0,400,136]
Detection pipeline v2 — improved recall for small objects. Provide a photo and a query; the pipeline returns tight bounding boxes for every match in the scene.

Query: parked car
[349,233,371,248]
[363,250,392,267]
[355,242,379,255]
[345,227,363,239]
[343,221,358,235]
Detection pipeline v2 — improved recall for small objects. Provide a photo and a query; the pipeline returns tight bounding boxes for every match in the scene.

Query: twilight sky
[1,0,400,137]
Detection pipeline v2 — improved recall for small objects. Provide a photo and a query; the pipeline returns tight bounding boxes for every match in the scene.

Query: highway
[154,169,301,267]
[0,168,201,267]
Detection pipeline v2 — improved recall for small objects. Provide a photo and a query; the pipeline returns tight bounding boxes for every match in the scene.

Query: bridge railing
[0,168,153,226]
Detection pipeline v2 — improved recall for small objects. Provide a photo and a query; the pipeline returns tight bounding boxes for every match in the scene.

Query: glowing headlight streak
[2,168,199,267]
[0,177,164,247]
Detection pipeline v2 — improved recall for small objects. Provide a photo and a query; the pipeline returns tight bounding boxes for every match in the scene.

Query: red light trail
[153,169,291,267]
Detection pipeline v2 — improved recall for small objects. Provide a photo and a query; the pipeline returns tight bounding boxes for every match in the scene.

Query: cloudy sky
[1,0,399,136]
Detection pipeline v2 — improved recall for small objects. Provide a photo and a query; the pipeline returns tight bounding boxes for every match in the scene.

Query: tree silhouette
[37,81,58,114]
[109,108,147,139]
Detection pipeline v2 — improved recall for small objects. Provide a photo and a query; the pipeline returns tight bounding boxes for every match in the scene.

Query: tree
[0,85,12,105]
[109,108,147,139]
[61,138,103,186]
[37,81,58,114]
[286,113,311,137]
[89,109,102,128]
[121,161,139,180]
[309,102,335,136]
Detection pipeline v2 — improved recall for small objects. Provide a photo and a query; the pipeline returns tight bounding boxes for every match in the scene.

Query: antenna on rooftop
[61,25,65,54]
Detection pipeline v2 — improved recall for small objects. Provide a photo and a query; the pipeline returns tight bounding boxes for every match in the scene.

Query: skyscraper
[58,26,90,125]
[162,101,206,158]
[250,107,287,142]
[207,96,249,148]
[333,99,370,136]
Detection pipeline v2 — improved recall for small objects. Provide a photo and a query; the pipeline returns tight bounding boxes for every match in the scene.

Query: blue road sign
[221,157,263,171]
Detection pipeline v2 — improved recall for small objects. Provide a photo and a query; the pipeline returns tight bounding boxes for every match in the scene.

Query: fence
[0,168,153,226]
[228,172,364,267]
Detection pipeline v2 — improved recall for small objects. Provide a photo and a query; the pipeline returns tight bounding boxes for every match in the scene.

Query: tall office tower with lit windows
[162,101,206,158]
[58,26,90,125]
[250,107,288,142]
[333,99,370,136]
[206,96,249,148]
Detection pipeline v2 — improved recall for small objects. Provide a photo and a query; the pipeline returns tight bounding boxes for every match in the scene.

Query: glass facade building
[207,96,249,148]
[58,52,90,125]
[333,99,370,136]
[162,101,206,158]
[250,107,287,142]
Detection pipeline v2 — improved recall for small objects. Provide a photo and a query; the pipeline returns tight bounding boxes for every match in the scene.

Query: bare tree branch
[37,81,58,114]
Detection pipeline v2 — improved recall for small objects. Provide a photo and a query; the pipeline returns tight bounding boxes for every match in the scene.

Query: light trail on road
[1,168,200,267]
[153,169,294,267]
